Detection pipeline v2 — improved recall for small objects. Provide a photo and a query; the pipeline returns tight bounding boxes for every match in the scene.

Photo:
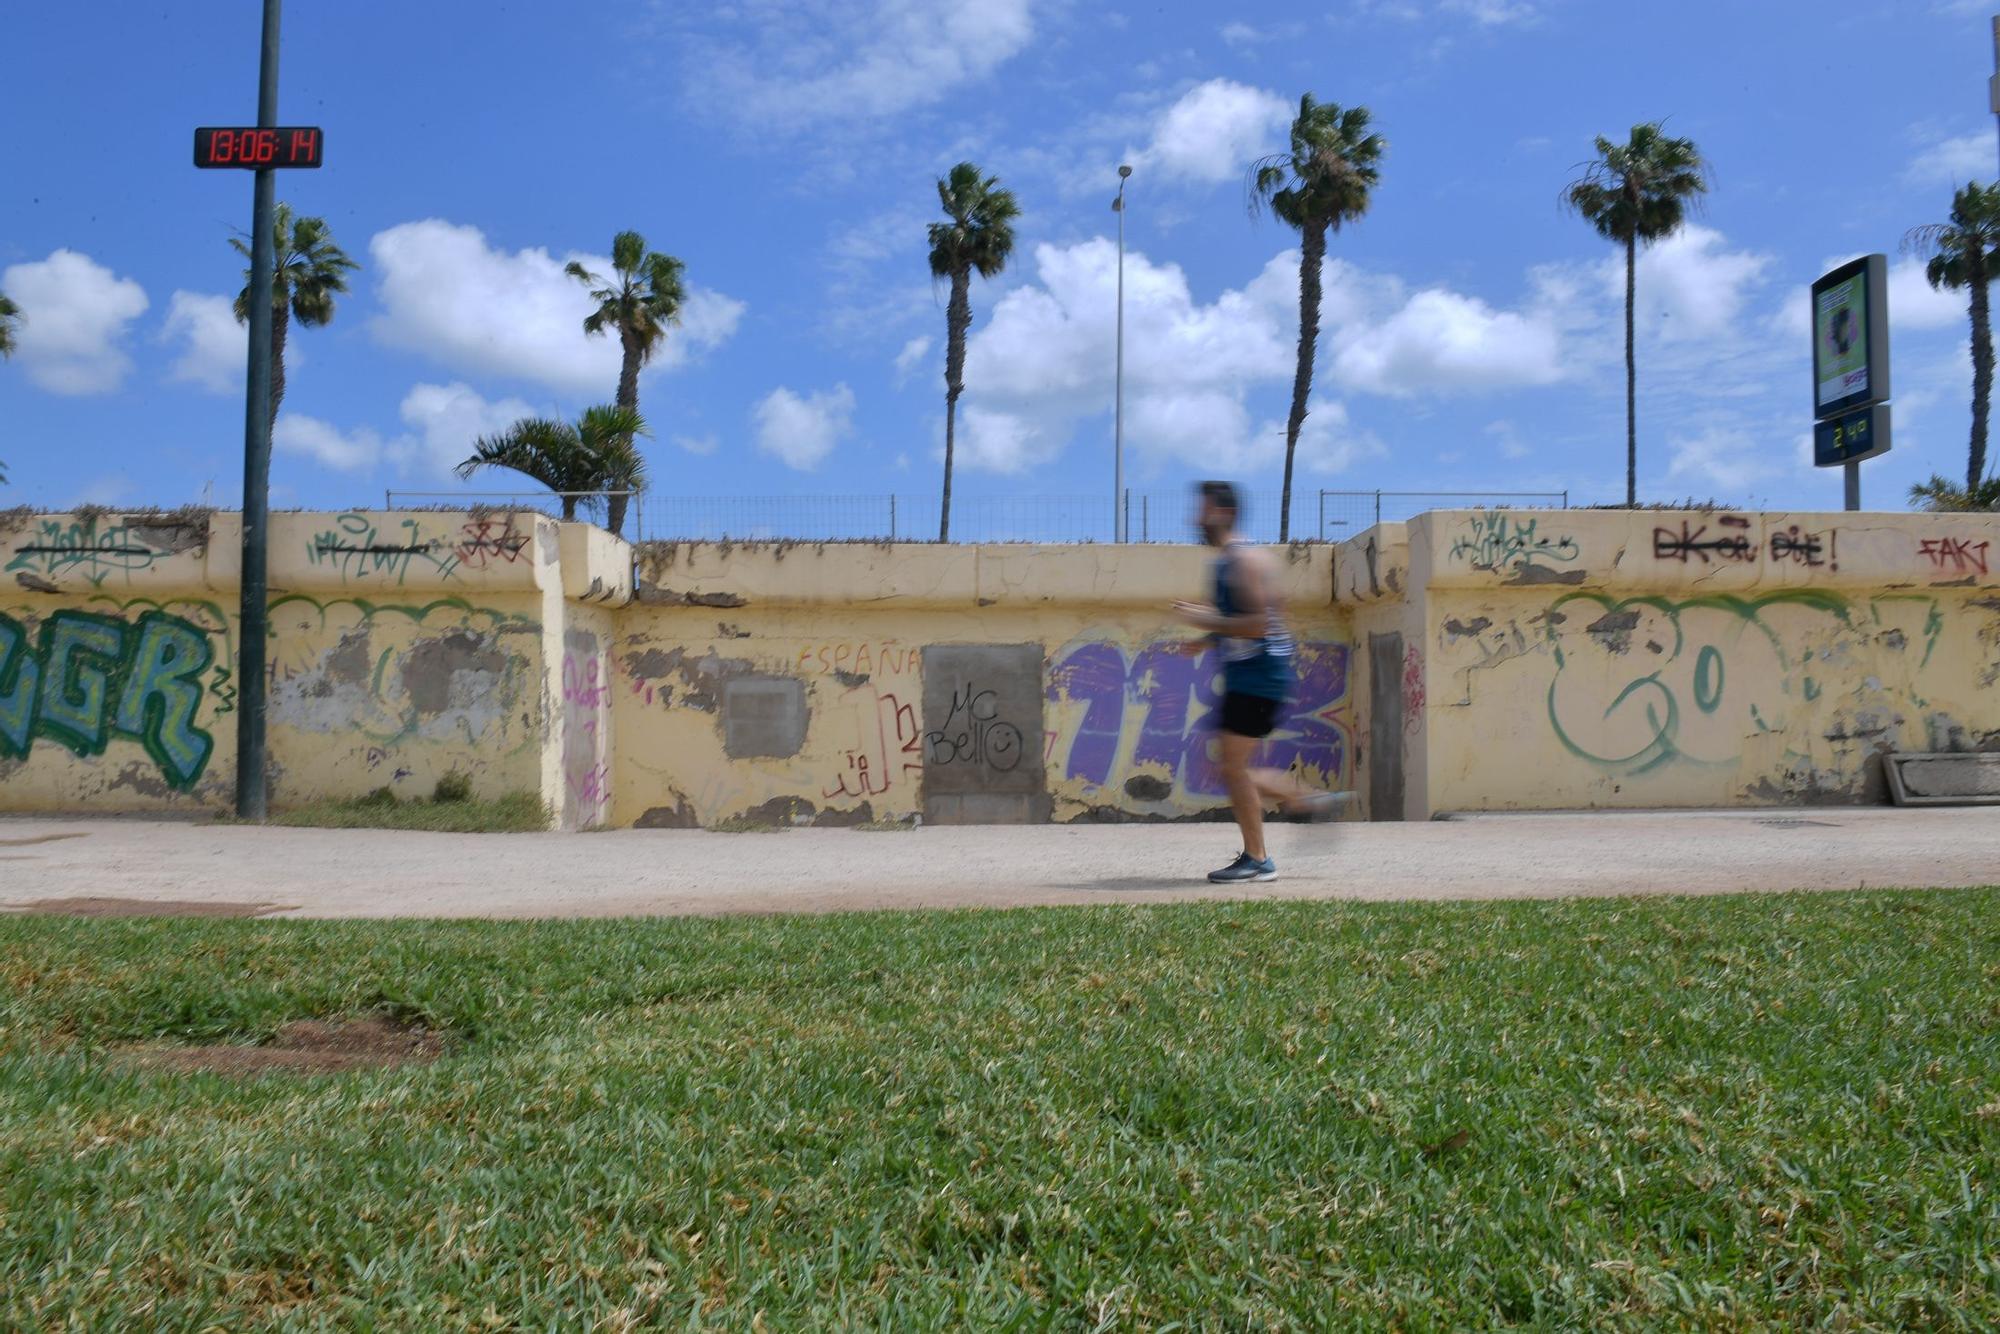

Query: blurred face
[1196,497,1236,547]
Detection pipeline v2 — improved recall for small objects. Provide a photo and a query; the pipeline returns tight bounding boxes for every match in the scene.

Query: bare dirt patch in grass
[122,1016,444,1077]
[5,897,291,919]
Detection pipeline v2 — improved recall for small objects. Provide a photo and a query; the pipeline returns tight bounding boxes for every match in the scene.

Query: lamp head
[1118,164,1133,179]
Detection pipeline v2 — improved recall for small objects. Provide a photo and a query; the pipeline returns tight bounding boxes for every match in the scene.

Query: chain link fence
[384,489,1569,544]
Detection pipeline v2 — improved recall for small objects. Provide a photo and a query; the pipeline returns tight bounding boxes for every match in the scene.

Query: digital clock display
[193,126,323,169]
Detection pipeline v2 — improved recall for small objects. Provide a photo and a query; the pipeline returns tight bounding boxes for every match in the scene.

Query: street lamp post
[1113,164,1131,542]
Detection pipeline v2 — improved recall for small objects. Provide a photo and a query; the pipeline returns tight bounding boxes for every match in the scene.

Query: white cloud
[274,381,537,477]
[674,433,719,456]
[893,335,933,381]
[1904,131,1994,187]
[1610,225,1771,342]
[1220,21,1264,45]
[1361,0,1539,25]
[753,384,855,470]
[160,291,245,394]
[273,414,387,472]
[1130,79,1292,185]
[956,239,1406,476]
[1665,425,1792,494]
[683,0,1036,131]
[1,250,148,394]
[368,220,744,396]
[1333,288,1565,395]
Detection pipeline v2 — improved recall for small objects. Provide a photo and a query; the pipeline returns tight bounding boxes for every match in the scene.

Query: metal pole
[235,0,281,822]
[1114,165,1131,542]
[1844,461,1861,512]
[1318,491,1326,540]
[1142,494,1149,543]
[1374,491,1382,527]
[890,494,896,542]
[1990,16,2000,175]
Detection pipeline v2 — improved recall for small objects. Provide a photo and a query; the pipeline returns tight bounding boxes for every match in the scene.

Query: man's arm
[1170,548,1271,637]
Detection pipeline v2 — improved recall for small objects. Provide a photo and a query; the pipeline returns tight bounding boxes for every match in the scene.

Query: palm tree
[456,405,648,531]
[1905,183,2000,492]
[1909,473,2000,512]
[566,232,684,536]
[1563,123,1710,508]
[927,162,1020,542]
[232,203,357,424]
[1250,95,1385,541]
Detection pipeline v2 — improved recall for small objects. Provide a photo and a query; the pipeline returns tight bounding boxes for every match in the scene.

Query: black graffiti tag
[924,683,1024,773]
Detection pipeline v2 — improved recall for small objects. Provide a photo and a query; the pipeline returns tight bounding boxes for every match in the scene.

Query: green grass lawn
[3,889,1996,1327]
[252,791,550,833]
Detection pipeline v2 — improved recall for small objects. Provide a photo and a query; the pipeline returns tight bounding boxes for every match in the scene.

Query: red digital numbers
[193,126,323,169]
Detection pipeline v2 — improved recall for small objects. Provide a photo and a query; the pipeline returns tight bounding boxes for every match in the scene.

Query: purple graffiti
[1047,641,1349,796]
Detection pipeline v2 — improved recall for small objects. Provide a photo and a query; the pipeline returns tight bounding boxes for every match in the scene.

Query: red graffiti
[454,516,530,570]
[823,691,923,800]
[1919,537,1990,576]
[1401,645,1425,735]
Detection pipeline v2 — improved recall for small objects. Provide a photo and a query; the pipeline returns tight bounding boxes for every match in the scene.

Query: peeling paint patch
[1505,566,1587,587]
[831,669,871,688]
[1123,774,1173,801]
[635,799,698,829]
[633,582,748,608]
[1584,610,1640,653]
[1442,617,1492,639]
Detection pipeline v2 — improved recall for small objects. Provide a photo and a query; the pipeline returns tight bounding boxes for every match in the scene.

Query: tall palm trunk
[940,268,971,543]
[1623,232,1637,508]
[1970,246,1993,491]
[269,305,290,424]
[607,330,642,537]
[560,495,579,521]
[1281,222,1328,543]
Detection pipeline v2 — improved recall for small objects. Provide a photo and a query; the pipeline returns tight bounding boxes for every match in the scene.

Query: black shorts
[1217,692,1281,739]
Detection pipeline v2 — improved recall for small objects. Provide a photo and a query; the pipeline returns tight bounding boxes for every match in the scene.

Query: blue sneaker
[1208,852,1278,883]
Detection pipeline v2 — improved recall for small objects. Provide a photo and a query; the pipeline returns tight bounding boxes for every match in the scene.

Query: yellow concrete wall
[1403,509,2000,813]
[0,508,627,820]
[612,543,1352,827]
[8,507,1994,826]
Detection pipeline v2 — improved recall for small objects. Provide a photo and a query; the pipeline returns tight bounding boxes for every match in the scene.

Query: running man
[1171,481,1346,883]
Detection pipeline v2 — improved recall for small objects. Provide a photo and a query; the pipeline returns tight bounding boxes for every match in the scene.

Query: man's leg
[1220,731,1267,860]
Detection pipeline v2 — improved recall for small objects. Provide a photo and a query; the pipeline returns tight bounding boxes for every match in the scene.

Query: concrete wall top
[558,523,635,606]
[1410,508,2000,594]
[2,508,222,595]
[1333,524,1409,605]
[633,541,1337,610]
[271,510,556,595]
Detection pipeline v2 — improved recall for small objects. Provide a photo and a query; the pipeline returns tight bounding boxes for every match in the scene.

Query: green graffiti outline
[0,613,42,758]
[35,610,126,758]
[111,611,217,789]
[1543,589,1854,773]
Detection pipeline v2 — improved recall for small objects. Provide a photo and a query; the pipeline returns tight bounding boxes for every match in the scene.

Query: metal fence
[385,488,1569,544]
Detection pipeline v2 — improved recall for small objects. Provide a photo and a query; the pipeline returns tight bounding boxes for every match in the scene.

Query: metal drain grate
[1754,817,1839,828]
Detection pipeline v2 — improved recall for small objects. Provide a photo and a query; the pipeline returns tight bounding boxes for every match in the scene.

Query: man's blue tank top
[1213,543,1294,701]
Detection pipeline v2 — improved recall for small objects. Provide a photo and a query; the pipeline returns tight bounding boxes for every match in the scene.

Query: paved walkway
[2,807,1996,919]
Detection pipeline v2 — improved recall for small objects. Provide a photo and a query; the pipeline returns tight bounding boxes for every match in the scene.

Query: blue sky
[2,0,1996,534]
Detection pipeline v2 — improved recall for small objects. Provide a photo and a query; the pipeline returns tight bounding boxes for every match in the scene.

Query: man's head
[1195,480,1240,547]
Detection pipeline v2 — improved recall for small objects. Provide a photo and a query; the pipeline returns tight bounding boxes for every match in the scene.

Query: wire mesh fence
[384,488,1570,544]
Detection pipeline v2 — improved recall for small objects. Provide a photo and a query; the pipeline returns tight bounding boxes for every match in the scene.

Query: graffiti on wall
[1447,513,1579,573]
[1400,645,1425,736]
[5,515,197,588]
[304,516,476,588]
[1541,590,1941,777]
[561,629,613,825]
[1650,516,1841,570]
[264,595,538,751]
[1046,639,1350,799]
[822,691,923,800]
[923,682,1025,772]
[1920,536,1989,577]
[0,608,219,789]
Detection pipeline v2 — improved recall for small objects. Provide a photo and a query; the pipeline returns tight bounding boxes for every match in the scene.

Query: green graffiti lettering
[0,615,40,757]
[0,608,222,791]
[1693,646,1724,713]
[37,612,125,756]
[113,612,217,788]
